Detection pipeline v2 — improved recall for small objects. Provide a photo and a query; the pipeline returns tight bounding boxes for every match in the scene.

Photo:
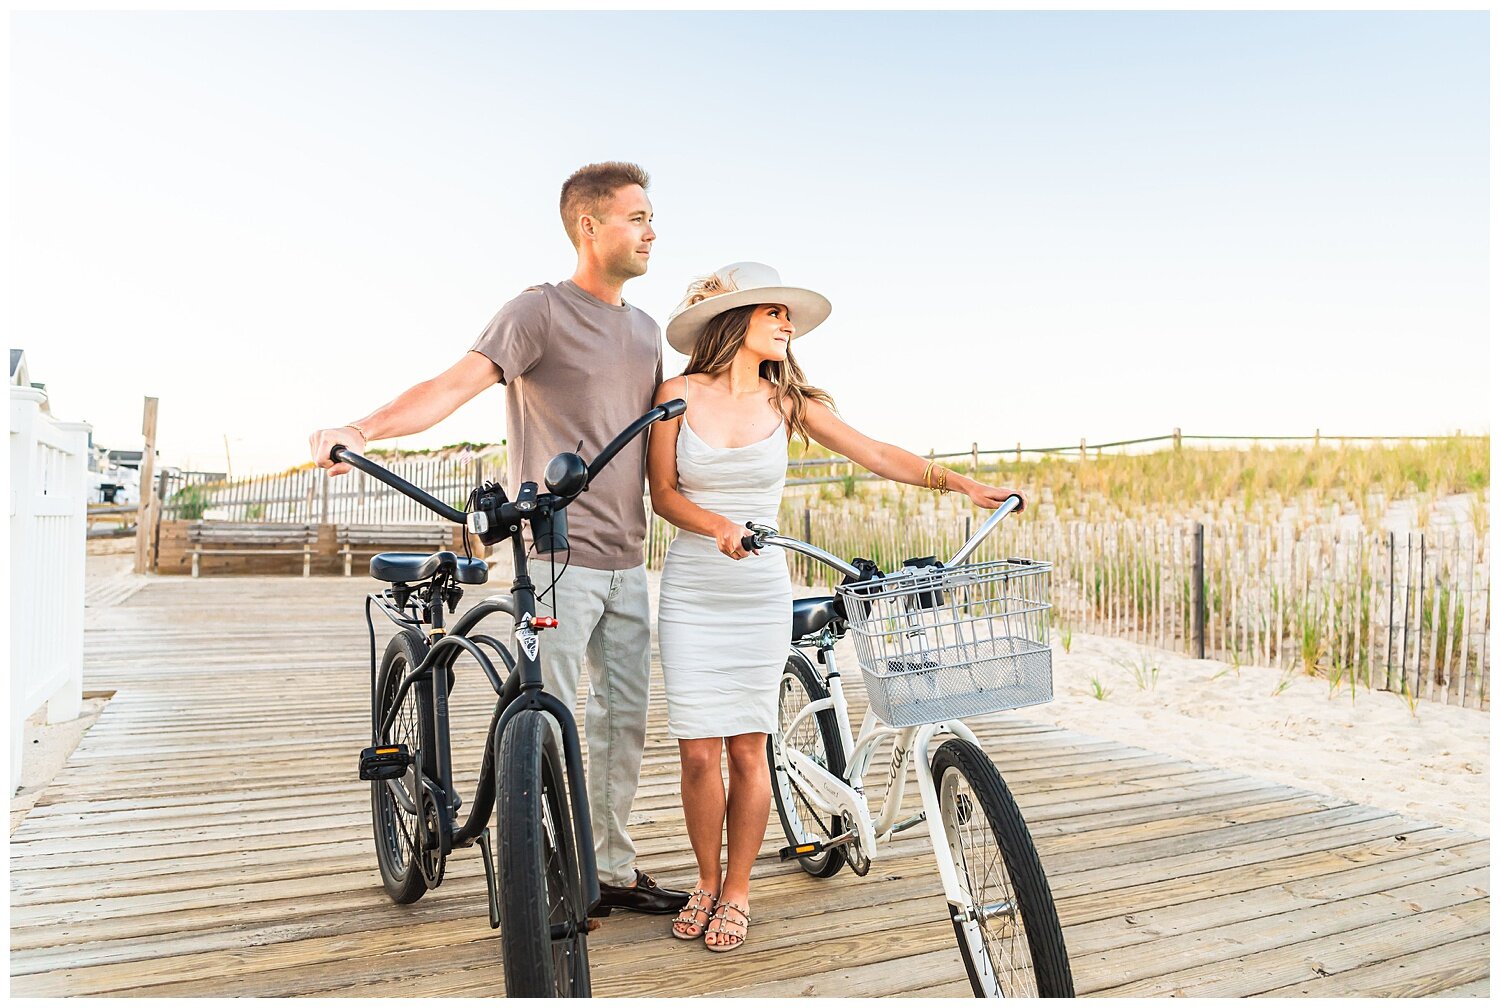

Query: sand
[799,596,1489,836]
[1027,631,1489,836]
[781,575,1487,838]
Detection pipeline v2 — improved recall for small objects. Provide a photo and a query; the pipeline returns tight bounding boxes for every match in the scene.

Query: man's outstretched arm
[309,350,502,476]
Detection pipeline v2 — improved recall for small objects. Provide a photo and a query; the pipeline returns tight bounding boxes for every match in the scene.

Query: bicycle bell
[544,451,588,497]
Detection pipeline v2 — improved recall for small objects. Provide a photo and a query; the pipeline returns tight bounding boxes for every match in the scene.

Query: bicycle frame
[764,493,1027,915]
[363,530,602,914]
[776,643,981,903]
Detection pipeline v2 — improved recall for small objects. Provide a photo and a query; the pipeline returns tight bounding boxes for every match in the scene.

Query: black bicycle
[336,399,684,998]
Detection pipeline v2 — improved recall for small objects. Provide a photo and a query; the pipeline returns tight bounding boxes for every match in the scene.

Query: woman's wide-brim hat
[664,261,832,355]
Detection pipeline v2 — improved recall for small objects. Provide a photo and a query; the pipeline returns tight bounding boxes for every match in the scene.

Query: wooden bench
[188,522,319,577]
[336,523,454,577]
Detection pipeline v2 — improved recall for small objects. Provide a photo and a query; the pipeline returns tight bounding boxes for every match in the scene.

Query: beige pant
[527,562,652,888]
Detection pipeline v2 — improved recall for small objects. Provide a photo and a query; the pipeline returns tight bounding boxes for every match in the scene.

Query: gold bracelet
[935,467,950,495]
[923,460,935,490]
[346,423,369,443]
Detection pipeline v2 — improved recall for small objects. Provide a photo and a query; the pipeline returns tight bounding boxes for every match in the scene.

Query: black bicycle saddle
[370,550,489,585]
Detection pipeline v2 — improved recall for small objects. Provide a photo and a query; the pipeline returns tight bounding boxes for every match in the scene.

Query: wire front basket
[836,557,1053,729]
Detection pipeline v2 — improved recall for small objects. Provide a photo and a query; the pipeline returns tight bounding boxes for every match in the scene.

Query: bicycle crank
[778,830,854,862]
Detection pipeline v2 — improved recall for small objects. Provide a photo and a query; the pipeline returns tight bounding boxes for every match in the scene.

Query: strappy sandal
[704,899,751,953]
[670,889,717,940]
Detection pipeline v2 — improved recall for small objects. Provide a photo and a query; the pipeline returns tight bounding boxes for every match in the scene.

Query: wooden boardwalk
[9,573,1490,997]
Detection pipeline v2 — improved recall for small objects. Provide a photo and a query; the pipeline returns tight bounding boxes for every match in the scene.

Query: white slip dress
[657,387,792,739]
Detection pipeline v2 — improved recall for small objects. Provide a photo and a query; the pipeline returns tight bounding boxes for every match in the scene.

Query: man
[309,161,687,916]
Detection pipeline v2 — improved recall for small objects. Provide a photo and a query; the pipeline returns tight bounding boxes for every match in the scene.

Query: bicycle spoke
[944,772,1036,997]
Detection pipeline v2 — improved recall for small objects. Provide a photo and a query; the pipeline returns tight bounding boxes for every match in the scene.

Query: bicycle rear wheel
[931,738,1073,998]
[370,630,433,904]
[496,709,590,997]
[767,650,847,878]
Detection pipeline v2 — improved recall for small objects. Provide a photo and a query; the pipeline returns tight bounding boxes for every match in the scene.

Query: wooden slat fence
[154,444,1488,709]
[158,450,507,525]
[649,504,1490,711]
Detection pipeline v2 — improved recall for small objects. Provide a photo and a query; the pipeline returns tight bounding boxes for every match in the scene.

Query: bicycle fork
[907,721,993,929]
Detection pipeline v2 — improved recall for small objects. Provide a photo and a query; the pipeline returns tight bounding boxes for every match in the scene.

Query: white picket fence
[9,386,91,793]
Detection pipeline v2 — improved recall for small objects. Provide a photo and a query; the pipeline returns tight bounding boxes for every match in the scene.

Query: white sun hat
[664,261,832,355]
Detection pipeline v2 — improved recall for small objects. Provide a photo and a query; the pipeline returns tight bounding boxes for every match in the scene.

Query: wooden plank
[1064,844,1489,958]
[1069,867,1488,994]
[1264,932,1490,997]
[9,571,1487,998]
[1432,976,1490,998]
[1096,898,1490,997]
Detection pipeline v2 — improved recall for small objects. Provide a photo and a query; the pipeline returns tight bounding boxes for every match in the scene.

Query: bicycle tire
[766,650,848,878]
[497,709,591,997]
[370,630,432,904]
[931,738,1073,998]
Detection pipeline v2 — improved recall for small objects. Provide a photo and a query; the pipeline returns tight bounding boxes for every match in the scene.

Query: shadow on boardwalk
[8,574,1491,997]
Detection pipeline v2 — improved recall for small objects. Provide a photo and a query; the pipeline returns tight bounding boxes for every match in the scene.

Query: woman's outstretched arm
[646,376,760,559]
[803,399,1027,511]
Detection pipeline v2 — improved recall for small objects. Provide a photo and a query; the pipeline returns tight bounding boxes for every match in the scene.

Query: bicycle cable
[460,486,478,563]
[532,537,571,619]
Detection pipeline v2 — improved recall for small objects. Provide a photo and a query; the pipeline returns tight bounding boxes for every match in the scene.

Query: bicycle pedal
[359,744,412,781]
[779,840,826,861]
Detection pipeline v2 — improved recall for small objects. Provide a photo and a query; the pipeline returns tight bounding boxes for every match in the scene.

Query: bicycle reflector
[359,744,412,781]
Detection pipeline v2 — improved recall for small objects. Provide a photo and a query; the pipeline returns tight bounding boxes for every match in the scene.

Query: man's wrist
[346,423,371,442]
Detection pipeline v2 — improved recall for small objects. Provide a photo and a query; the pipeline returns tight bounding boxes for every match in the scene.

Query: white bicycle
[744,497,1074,998]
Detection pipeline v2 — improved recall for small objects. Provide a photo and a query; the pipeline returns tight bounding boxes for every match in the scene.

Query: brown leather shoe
[590,869,691,917]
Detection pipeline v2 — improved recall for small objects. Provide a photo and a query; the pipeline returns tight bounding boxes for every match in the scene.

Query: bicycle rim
[542,744,588,992]
[371,633,429,901]
[768,654,846,877]
[938,762,1038,996]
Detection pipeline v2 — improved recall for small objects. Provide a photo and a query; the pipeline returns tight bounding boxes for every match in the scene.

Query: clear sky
[10,10,1490,475]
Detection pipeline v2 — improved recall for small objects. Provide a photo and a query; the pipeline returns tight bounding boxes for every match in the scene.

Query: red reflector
[531,616,559,629]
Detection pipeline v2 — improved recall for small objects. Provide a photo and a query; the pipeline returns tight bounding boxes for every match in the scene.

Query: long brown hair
[678,277,836,445]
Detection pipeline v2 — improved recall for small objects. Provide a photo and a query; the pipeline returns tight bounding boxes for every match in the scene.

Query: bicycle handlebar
[740,525,864,580]
[947,493,1024,566]
[740,492,1025,580]
[583,398,685,495]
[327,398,687,528]
[329,445,468,524]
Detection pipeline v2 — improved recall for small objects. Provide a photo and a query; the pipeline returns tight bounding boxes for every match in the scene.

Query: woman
[647,262,1025,952]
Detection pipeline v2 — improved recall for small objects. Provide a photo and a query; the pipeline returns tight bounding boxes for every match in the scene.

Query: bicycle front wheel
[931,738,1073,998]
[767,650,848,878]
[370,630,432,904]
[496,709,591,997]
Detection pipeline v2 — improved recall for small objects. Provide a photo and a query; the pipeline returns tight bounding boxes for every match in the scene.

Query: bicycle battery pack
[531,507,568,554]
[359,743,413,781]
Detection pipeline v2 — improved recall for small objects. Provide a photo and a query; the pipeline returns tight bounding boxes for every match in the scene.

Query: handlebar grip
[659,397,686,419]
[329,443,348,464]
[740,534,758,552]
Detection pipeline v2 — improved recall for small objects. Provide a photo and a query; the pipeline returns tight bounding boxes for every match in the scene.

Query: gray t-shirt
[471,280,663,571]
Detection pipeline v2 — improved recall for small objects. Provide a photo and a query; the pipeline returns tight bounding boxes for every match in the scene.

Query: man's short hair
[559,162,651,248]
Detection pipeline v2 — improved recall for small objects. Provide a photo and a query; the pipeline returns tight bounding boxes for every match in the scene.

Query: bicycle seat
[793,595,844,640]
[370,550,489,585]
